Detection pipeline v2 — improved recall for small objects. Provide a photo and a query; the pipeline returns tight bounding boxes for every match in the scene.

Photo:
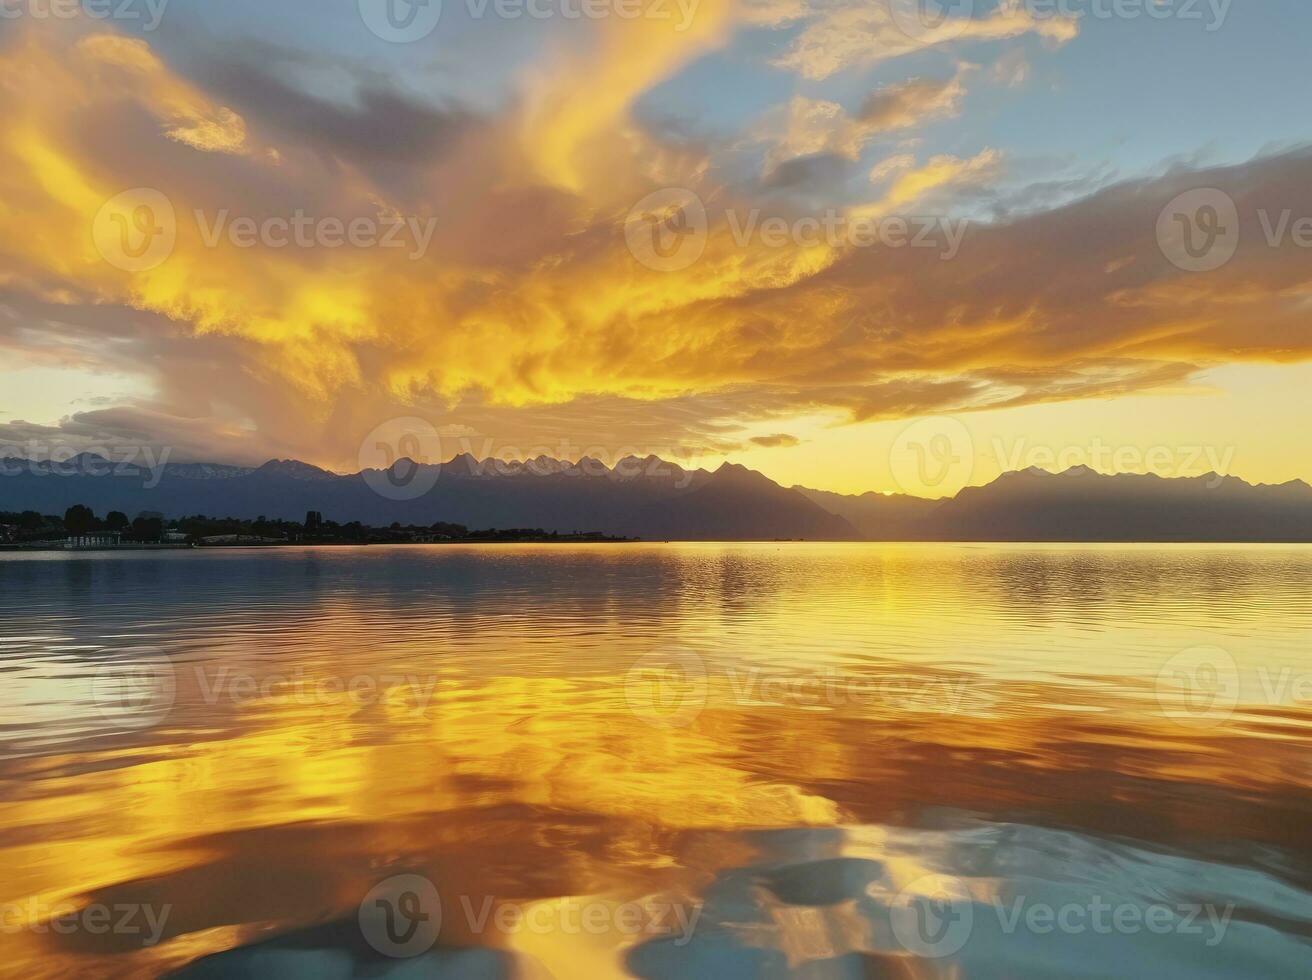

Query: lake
[2,544,1310,978]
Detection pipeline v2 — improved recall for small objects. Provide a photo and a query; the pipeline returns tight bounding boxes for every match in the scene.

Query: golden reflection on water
[1,544,1311,977]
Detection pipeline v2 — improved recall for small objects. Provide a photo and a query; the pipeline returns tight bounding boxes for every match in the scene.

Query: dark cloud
[857,75,962,129]
[0,407,281,465]
[749,433,801,448]
[201,63,472,167]
[760,152,852,191]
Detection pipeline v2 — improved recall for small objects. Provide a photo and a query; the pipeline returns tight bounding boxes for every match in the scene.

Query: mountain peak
[614,454,685,479]
[256,459,335,480]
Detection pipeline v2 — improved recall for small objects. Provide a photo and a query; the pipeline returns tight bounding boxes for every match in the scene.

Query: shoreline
[6,538,1312,553]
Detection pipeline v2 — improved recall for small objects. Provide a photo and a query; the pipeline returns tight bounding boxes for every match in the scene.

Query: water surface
[2,544,1310,977]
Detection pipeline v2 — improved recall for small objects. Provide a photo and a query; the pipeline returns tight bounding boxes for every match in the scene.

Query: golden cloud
[1,15,1310,473]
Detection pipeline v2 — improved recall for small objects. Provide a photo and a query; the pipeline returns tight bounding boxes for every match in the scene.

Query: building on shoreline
[63,532,123,550]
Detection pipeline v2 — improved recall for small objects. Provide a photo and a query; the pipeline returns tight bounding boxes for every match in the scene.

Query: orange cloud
[1,15,1311,479]
[773,0,1078,81]
[522,0,740,193]
[754,67,970,174]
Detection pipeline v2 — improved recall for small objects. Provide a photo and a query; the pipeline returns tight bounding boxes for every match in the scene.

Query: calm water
[1,544,1310,978]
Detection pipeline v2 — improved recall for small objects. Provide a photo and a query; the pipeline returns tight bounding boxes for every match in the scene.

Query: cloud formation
[772,0,1078,80]
[750,433,802,448]
[755,66,970,177]
[0,10,1309,480]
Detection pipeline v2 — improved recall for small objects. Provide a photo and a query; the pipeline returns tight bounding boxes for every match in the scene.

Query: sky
[1,0,1310,497]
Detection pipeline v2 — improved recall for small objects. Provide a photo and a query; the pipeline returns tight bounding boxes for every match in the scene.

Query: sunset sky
[1,0,1310,496]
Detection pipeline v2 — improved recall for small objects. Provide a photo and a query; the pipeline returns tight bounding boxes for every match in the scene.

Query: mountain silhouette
[0,452,855,541]
[922,466,1312,541]
[800,466,1312,541]
[792,485,939,539]
[3,454,1310,541]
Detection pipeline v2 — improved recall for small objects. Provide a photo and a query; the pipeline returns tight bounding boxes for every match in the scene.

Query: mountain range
[3,454,1311,542]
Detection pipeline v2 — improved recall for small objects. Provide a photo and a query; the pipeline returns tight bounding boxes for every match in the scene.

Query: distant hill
[799,465,1312,541]
[923,465,1312,542]
[792,485,940,539]
[4,455,1311,541]
[631,463,855,540]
